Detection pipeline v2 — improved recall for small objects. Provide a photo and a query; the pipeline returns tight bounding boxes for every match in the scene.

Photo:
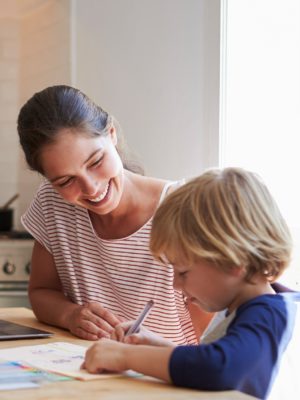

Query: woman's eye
[90,157,103,168]
[57,177,74,188]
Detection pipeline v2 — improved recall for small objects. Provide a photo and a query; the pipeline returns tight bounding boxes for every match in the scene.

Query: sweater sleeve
[169,296,295,399]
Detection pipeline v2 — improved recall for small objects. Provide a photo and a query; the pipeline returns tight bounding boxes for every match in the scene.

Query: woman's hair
[17,85,144,175]
[150,167,292,282]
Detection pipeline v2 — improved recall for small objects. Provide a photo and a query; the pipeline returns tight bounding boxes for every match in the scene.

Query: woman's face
[39,128,124,215]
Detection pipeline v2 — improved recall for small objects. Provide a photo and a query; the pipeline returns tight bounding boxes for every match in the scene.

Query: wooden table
[0,308,256,400]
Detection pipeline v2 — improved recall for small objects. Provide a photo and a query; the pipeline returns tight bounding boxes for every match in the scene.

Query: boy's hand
[82,338,127,373]
[111,321,175,347]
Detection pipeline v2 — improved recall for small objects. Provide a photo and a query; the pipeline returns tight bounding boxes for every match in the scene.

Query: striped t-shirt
[22,180,197,344]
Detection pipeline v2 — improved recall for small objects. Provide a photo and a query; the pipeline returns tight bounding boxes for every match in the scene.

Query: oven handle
[0,282,28,290]
[0,290,28,297]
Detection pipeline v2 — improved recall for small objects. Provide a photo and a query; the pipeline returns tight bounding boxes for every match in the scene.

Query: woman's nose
[80,175,98,195]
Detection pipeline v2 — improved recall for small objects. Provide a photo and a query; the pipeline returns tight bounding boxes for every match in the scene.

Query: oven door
[0,282,31,308]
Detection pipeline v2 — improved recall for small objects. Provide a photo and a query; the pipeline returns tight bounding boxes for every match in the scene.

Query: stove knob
[25,262,31,275]
[3,261,16,275]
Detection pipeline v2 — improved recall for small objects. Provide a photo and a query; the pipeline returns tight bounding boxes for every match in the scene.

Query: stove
[0,231,34,307]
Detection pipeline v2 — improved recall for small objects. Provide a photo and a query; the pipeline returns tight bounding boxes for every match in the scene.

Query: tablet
[0,320,53,340]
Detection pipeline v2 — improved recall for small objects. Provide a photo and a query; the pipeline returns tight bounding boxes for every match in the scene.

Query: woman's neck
[90,172,165,239]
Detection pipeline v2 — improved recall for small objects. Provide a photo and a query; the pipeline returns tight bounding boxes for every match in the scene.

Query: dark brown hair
[17,85,143,175]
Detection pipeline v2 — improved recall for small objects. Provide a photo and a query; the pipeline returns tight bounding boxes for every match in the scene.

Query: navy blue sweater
[169,293,299,399]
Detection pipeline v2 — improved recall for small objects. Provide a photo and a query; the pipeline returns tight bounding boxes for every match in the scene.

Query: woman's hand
[111,321,175,347]
[67,302,122,340]
[83,339,127,373]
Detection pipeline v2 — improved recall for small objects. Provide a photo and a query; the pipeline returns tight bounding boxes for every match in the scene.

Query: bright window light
[220,0,300,290]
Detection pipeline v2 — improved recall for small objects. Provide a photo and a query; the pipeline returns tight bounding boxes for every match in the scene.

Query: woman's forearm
[29,288,123,341]
[29,288,78,329]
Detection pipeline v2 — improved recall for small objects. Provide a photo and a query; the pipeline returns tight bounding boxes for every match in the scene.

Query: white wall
[0,14,19,215]
[73,0,221,180]
[17,0,71,228]
[0,0,221,230]
[0,0,71,230]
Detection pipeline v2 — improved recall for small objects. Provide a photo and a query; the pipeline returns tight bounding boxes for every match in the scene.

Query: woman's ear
[109,125,118,146]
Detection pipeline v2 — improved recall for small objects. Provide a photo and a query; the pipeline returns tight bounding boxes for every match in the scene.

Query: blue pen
[125,300,154,336]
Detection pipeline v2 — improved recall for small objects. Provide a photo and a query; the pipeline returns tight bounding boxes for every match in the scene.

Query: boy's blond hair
[150,167,292,282]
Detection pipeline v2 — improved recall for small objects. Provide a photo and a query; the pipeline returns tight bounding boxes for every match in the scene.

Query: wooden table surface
[0,308,256,400]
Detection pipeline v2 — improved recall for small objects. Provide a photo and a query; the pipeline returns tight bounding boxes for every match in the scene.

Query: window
[220,0,300,290]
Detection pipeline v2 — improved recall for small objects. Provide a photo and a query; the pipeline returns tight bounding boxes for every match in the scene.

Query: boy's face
[172,258,246,313]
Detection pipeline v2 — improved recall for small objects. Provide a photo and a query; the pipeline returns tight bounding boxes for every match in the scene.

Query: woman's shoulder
[33,180,73,211]
[36,179,57,196]
[138,175,187,206]
[126,171,185,212]
[131,172,184,192]
[24,179,85,227]
[165,178,186,194]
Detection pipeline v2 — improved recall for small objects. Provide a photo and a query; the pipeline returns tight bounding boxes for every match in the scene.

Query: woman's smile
[83,180,111,208]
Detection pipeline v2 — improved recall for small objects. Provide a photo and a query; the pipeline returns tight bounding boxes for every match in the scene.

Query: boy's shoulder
[236,293,298,317]
[231,293,299,339]
[239,292,299,309]
[201,294,298,344]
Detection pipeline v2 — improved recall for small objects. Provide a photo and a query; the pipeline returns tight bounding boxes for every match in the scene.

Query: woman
[17,85,209,342]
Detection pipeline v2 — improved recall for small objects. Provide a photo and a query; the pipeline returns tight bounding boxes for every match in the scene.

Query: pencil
[125,300,154,336]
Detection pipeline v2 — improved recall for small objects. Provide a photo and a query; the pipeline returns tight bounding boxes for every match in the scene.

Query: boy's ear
[230,265,244,277]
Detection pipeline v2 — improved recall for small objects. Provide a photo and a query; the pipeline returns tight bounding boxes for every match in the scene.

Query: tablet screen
[0,320,53,340]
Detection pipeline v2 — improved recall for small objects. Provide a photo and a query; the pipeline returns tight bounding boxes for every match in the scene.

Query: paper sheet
[0,342,119,381]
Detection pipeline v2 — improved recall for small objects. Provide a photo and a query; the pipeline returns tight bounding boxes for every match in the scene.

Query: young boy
[83,167,299,399]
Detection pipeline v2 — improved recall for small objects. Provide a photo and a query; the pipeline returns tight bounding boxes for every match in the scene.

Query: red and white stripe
[22,181,197,344]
